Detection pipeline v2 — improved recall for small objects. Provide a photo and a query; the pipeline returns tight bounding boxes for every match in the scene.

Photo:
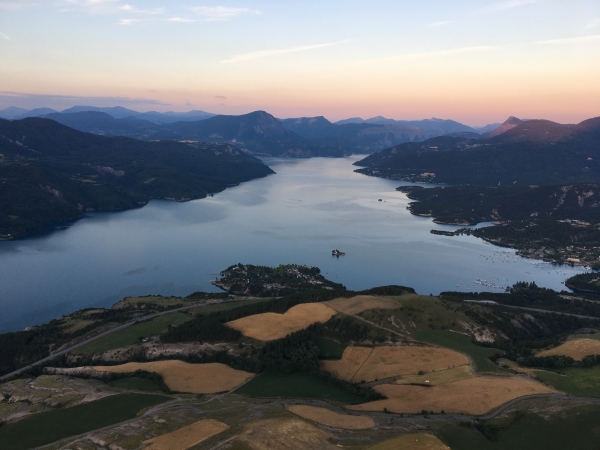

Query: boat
[332,249,345,256]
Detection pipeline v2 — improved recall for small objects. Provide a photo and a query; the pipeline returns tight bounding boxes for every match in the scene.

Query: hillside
[355,116,600,186]
[0,118,274,239]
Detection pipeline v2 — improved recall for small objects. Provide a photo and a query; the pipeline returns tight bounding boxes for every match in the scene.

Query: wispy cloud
[0,32,10,40]
[0,91,169,109]
[222,40,351,64]
[190,6,255,21]
[536,35,600,45]
[168,17,195,23]
[118,18,144,25]
[215,95,226,100]
[428,20,453,28]
[585,18,600,30]
[119,4,162,15]
[361,46,497,65]
[475,0,535,14]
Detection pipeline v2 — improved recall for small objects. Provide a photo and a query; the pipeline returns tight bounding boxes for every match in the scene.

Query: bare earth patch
[225,303,336,341]
[321,346,373,381]
[537,338,600,361]
[322,346,469,383]
[238,418,338,450]
[143,419,229,450]
[348,377,555,416]
[324,295,400,315]
[368,434,450,450]
[396,365,473,386]
[93,361,254,394]
[287,405,374,429]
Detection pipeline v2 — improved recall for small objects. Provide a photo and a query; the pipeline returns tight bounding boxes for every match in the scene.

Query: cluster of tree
[398,184,600,226]
[0,308,135,376]
[161,288,352,343]
[565,273,600,293]
[0,118,274,238]
[213,263,345,297]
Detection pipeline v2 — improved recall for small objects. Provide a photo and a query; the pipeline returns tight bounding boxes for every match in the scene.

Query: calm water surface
[0,156,585,332]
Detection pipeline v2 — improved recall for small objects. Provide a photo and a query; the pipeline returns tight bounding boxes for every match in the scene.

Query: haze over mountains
[0,105,506,157]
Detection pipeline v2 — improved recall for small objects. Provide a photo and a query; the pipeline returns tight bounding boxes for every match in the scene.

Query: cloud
[168,17,195,23]
[215,95,226,100]
[360,45,497,65]
[118,18,144,25]
[119,4,162,15]
[185,99,193,106]
[222,40,351,64]
[475,0,535,14]
[585,18,600,30]
[0,91,169,110]
[536,35,600,45]
[0,32,9,40]
[428,20,453,28]
[190,6,254,21]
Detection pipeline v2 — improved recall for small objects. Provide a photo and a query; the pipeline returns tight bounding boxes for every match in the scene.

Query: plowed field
[225,303,336,341]
[321,347,373,381]
[143,419,228,450]
[537,338,600,361]
[348,377,555,415]
[287,405,374,429]
[93,361,254,394]
[322,346,469,383]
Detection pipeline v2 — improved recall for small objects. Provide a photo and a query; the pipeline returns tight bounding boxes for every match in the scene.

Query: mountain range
[355,115,600,186]
[0,105,503,156]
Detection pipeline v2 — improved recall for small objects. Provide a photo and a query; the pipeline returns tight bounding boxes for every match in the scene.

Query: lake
[0,156,585,332]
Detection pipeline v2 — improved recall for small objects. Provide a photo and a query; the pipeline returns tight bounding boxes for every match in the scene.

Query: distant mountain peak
[486,116,524,137]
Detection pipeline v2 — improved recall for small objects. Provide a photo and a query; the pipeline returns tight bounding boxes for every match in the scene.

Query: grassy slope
[0,394,167,450]
[413,330,504,373]
[435,404,600,450]
[236,372,363,404]
[533,366,600,397]
[74,312,192,355]
[108,377,165,393]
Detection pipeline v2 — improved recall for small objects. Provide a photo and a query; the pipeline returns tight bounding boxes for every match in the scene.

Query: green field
[188,298,273,316]
[74,312,192,355]
[0,394,168,450]
[314,337,346,360]
[414,330,505,373]
[534,366,600,397]
[108,377,165,393]
[435,404,600,450]
[236,372,362,404]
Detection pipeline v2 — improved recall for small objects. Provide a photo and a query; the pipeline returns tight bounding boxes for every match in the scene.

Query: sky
[1,0,600,125]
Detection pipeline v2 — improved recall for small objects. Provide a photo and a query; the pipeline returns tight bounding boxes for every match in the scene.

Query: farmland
[236,372,363,404]
[225,302,337,341]
[143,419,229,450]
[368,434,451,450]
[324,295,400,315]
[537,338,600,360]
[414,330,504,373]
[287,405,374,429]
[74,312,193,355]
[94,361,254,394]
[348,377,555,415]
[0,393,167,450]
[238,418,338,450]
[322,345,469,383]
[396,365,473,386]
[435,403,600,450]
[534,366,600,397]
